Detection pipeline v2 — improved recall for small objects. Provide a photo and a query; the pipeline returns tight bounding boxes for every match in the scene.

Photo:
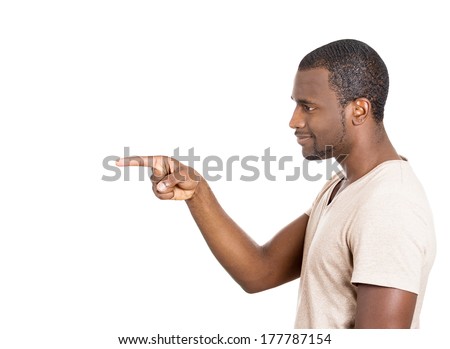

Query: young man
[116,39,436,328]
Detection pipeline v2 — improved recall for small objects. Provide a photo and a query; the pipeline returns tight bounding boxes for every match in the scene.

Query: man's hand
[116,156,202,201]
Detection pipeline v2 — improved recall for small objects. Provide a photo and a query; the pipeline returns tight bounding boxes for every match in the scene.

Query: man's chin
[302,147,334,161]
[304,154,322,161]
[302,149,323,161]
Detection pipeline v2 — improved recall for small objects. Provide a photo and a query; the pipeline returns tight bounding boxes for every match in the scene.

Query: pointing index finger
[116,156,155,167]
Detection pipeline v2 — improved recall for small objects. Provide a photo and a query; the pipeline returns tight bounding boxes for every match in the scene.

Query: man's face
[290,68,349,160]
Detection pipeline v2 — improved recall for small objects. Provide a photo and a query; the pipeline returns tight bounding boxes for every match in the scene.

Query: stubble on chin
[303,138,328,161]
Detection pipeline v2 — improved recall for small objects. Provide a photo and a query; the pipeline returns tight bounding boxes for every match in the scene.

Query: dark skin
[116,67,417,328]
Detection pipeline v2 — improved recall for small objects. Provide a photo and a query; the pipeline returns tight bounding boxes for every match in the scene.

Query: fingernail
[157,182,167,192]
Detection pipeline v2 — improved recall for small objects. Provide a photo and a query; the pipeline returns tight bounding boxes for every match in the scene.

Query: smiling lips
[295,132,313,146]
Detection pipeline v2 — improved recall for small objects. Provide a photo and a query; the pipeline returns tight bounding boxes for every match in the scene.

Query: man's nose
[289,105,306,129]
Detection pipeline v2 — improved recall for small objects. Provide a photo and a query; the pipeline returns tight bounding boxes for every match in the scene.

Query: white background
[1,0,449,347]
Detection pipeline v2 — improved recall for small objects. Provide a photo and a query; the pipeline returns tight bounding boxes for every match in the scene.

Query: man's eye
[303,105,315,112]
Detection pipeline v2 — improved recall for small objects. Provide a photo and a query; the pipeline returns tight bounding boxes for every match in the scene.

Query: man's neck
[338,131,401,183]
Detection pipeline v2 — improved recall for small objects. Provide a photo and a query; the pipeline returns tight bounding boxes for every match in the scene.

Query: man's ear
[351,98,371,126]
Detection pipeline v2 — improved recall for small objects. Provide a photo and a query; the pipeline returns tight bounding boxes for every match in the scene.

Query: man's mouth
[295,132,313,146]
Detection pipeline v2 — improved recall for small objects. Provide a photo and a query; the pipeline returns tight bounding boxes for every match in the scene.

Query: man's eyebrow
[291,96,315,104]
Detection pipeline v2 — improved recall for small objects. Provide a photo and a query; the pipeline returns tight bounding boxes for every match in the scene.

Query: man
[116,39,436,328]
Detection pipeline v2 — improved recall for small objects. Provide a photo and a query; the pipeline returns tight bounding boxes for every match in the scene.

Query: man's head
[299,39,389,123]
[290,39,389,160]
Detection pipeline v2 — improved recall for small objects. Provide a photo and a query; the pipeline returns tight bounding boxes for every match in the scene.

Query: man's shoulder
[354,160,433,229]
[359,160,427,201]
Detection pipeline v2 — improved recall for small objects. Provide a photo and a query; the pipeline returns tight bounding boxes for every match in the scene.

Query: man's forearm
[186,179,267,293]
[116,155,306,292]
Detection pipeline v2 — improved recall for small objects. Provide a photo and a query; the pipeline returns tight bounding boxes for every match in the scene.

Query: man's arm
[354,284,417,328]
[186,179,309,293]
[117,155,309,293]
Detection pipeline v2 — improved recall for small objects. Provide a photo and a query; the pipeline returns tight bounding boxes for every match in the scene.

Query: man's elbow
[239,278,272,294]
[241,284,263,294]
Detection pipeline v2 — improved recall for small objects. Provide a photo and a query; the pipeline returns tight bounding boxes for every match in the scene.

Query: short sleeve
[349,195,429,294]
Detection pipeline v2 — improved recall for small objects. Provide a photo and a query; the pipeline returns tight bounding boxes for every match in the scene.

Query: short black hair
[298,39,389,123]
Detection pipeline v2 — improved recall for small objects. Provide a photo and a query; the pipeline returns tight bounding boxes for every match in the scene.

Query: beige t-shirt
[295,160,436,328]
